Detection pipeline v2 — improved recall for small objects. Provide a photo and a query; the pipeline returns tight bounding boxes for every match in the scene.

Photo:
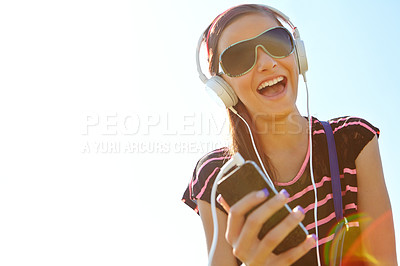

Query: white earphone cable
[229,90,321,265]
[208,154,245,266]
[228,79,322,264]
[208,76,322,265]
[303,74,322,266]
[226,74,322,266]
[208,93,322,265]
[228,107,274,187]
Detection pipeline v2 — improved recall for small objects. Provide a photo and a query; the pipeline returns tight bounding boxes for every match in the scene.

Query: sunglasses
[219,26,295,77]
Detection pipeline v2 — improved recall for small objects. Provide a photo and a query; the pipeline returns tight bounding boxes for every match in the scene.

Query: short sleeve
[181,147,231,215]
[331,116,380,161]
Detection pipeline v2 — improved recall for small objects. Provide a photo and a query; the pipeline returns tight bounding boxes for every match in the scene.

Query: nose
[255,45,277,72]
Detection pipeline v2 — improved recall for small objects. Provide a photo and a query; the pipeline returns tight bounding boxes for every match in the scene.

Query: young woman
[182,4,396,265]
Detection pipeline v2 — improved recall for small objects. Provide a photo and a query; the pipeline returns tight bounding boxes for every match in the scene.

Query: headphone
[196,4,308,109]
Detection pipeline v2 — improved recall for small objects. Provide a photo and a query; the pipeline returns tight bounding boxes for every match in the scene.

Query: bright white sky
[0,0,399,265]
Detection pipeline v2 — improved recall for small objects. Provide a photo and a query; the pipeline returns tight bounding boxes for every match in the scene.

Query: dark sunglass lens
[221,42,255,76]
[262,28,294,57]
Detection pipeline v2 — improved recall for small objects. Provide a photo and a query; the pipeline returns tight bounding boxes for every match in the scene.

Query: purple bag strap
[320,121,343,221]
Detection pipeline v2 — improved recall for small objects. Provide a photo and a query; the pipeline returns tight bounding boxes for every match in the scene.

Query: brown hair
[203,4,282,176]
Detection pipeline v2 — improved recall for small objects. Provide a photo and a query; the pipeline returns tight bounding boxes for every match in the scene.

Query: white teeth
[257,76,284,90]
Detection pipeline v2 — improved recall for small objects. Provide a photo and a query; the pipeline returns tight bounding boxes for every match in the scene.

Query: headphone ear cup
[295,39,308,77]
[205,76,238,108]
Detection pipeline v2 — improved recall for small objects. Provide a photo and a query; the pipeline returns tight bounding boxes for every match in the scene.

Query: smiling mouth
[257,76,287,97]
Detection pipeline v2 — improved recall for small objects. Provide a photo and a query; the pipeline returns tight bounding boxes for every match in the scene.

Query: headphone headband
[205,7,233,57]
[205,5,296,57]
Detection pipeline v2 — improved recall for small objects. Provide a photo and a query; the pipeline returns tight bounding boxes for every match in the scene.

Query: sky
[0,0,399,265]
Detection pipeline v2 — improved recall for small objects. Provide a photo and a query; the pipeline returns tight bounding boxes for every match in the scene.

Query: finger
[216,194,230,212]
[255,204,305,258]
[234,190,290,258]
[225,188,269,245]
[272,234,316,266]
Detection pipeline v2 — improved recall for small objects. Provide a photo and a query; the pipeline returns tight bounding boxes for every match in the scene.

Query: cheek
[284,54,299,74]
[222,75,248,95]
[282,55,299,85]
[226,76,253,102]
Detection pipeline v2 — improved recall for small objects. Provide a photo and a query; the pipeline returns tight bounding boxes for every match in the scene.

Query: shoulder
[182,147,231,214]
[327,116,380,138]
[324,116,380,160]
[194,147,232,180]
[313,116,379,138]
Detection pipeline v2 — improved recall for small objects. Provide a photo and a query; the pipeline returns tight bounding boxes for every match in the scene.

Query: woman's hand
[217,189,316,266]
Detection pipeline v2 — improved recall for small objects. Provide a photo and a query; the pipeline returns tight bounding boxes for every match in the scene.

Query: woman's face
[217,12,300,118]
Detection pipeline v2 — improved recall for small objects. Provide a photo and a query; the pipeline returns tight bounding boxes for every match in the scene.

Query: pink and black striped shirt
[182,116,379,265]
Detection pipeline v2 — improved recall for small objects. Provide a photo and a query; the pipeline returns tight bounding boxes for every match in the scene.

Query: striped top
[181,116,379,265]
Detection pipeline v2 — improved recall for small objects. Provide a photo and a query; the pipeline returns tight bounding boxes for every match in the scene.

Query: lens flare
[323,212,372,265]
[323,210,394,265]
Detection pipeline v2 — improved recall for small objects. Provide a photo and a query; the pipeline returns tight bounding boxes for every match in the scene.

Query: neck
[250,108,309,156]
